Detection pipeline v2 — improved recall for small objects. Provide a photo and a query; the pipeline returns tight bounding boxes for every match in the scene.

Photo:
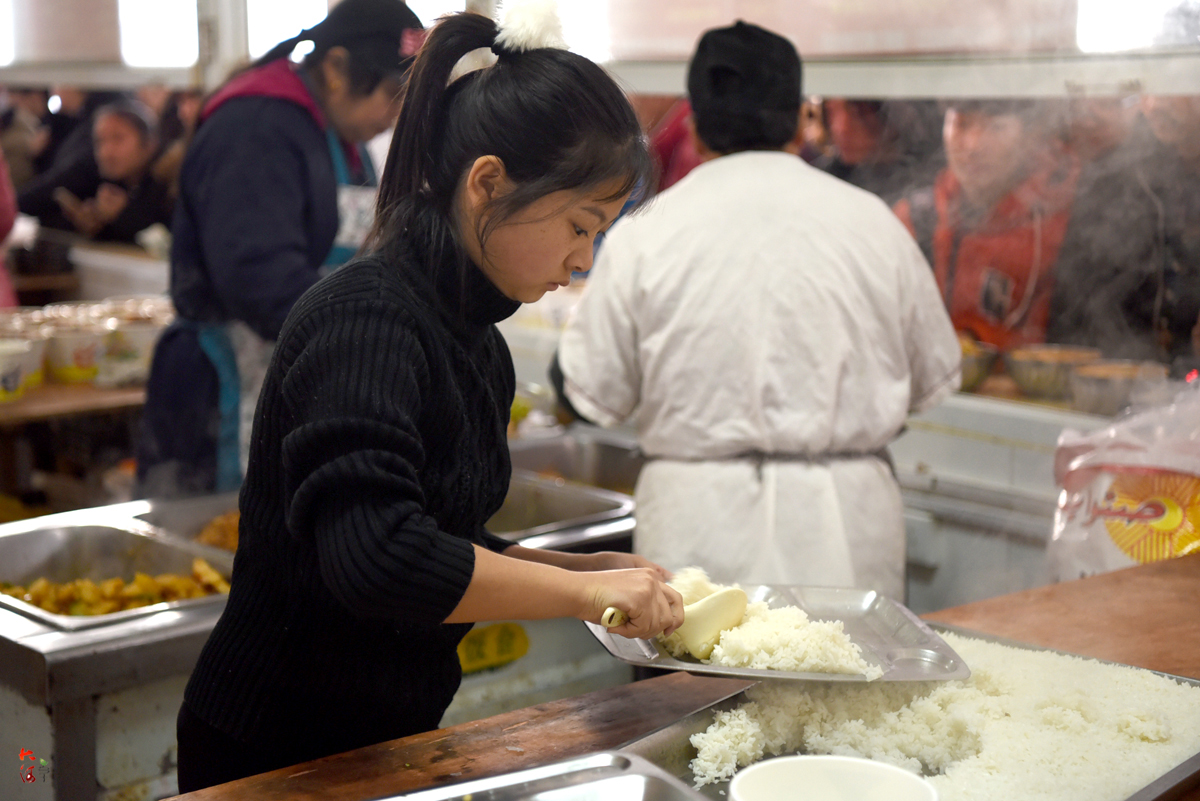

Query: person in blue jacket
[137,0,424,497]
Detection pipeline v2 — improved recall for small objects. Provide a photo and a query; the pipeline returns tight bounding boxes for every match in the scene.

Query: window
[405,0,464,28]
[1076,0,1184,52]
[0,0,13,66]
[246,0,329,60]
[561,1,610,62]
[118,0,198,67]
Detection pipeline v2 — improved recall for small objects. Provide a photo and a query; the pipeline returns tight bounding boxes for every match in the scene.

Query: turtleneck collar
[400,203,521,332]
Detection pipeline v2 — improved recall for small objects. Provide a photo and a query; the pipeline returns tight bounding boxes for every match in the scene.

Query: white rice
[659,568,881,679]
[689,632,1200,799]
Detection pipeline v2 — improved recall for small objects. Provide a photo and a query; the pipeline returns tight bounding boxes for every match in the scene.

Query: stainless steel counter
[0,470,641,801]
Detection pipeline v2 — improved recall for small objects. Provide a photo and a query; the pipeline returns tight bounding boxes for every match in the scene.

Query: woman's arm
[446,544,683,640]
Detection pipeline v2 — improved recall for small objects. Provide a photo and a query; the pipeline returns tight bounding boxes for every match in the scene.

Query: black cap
[687,21,801,120]
[307,0,424,76]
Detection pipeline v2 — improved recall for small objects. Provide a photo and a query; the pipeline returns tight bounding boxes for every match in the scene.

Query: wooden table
[170,555,1200,801]
[0,383,145,428]
[0,383,146,497]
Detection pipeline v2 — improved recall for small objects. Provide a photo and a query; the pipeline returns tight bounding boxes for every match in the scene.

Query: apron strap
[194,325,243,493]
[322,130,378,271]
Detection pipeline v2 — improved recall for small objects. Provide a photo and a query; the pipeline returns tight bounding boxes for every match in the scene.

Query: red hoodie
[0,149,19,308]
[894,152,1079,352]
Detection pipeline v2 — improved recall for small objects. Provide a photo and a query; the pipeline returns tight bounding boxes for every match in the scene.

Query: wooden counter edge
[923,553,1200,681]
[167,671,754,801]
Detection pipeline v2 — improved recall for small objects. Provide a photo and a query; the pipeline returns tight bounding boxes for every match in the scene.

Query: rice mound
[688,632,1200,799]
[658,568,881,680]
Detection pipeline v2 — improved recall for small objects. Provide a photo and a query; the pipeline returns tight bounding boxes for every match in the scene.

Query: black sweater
[183,218,520,760]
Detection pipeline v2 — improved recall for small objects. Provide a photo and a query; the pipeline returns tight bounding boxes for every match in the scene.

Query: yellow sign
[457,622,530,674]
[1102,472,1200,563]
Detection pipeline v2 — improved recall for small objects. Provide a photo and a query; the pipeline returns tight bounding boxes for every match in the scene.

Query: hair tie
[493,0,568,54]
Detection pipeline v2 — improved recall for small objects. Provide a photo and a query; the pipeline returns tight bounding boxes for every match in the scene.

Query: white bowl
[45,325,107,384]
[0,339,32,401]
[96,319,168,387]
[729,755,937,801]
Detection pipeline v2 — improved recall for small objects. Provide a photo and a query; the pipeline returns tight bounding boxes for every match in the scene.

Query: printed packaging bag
[1050,383,1200,581]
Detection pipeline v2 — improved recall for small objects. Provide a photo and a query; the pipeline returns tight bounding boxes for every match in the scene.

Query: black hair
[687,21,802,154]
[694,106,799,154]
[369,12,652,264]
[93,99,157,144]
[254,0,422,98]
[253,39,391,98]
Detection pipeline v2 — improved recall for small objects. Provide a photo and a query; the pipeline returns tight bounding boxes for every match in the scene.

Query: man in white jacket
[554,21,961,601]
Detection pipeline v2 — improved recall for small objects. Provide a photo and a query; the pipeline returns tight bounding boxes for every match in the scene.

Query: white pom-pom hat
[494,0,568,53]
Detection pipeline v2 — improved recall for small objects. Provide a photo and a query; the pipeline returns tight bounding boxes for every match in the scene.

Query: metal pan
[586,584,970,682]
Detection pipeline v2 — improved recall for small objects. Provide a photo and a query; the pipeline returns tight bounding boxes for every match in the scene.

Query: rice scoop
[602,586,748,660]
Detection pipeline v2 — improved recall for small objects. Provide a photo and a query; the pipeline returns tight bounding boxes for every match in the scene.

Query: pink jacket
[0,148,20,308]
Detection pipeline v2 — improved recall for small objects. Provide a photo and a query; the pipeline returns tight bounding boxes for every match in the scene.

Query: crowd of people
[0,1,1195,790]
[649,89,1200,371]
[0,84,200,246]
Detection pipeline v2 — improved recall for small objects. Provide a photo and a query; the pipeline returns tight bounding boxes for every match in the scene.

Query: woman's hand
[572,551,673,580]
[579,567,684,640]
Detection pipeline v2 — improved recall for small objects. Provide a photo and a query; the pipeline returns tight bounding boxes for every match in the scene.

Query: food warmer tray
[617,624,1200,801]
[0,518,233,631]
[586,585,970,682]
[389,751,709,800]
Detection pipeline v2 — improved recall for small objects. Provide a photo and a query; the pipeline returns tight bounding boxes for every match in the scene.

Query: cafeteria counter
[164,554,1200,801]
[0,472,639,801]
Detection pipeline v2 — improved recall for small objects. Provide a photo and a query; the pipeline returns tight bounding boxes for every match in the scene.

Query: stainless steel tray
[487,470,634,542]
[509,426,644,494]
[586,585,970,682]
[0,522,232,631]
[391,751,708,800]
[134,491,241,544]
[619,624,1200,801]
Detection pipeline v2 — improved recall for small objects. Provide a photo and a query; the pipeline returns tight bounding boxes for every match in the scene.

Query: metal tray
[391,751,708,800]
[509,426,644,494]
[0,522,232,631]
[133,491,241,545]
[619,625,1200,801]
[586,585,970,682]
[487,470,634,542]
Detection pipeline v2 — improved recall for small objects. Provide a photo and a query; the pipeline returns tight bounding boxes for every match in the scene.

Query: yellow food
[197,510,240,551]
[0,557,230,616]
[958,332,984,356]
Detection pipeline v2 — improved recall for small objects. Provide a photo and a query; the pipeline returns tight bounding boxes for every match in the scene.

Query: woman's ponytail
[254,33,309,67]
[374,14,498,221]
[367,7,652,265]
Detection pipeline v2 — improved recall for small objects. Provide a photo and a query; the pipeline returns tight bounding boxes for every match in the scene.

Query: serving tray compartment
[587,585,970,683]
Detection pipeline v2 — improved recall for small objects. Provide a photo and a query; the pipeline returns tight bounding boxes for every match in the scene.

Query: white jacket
[558,152,961,599]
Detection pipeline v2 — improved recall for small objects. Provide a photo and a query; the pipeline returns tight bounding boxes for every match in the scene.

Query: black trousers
[176,702,307,793]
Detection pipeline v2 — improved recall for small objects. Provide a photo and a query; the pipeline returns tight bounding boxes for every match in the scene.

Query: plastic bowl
[1070,360,1169,416]
[19,329,49,389]
[959,340,999,392]
[45,325,107,384]
[97,319,168,387]
[729,755,937,801]
[0,339,32,401]
[1005,344,1102,399]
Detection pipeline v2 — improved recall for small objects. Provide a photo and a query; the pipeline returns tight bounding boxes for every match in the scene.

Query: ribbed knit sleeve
[278,295,477,625]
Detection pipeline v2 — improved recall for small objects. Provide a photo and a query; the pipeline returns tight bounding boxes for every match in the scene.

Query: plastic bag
[1049,382,1200,581]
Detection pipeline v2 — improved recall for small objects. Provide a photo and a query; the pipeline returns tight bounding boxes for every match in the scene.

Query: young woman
[175,7,685,792]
